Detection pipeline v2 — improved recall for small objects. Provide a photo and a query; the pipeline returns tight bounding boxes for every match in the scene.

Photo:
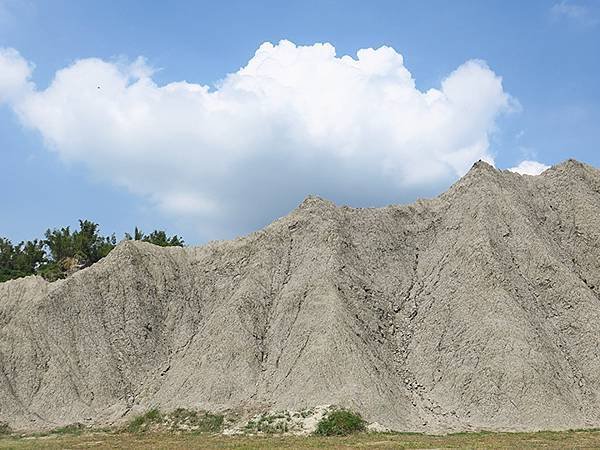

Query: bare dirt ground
[3,160,600,433]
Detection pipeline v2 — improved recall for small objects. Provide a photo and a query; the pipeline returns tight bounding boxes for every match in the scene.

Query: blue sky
[1,0,599,244]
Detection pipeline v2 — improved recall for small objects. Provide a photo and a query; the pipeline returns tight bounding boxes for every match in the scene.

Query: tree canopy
[0,221,184,282]
[124,227,184,247]
[0,238,46,282]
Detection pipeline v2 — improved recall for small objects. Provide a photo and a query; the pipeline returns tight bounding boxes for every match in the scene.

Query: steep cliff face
[2,160,600,432]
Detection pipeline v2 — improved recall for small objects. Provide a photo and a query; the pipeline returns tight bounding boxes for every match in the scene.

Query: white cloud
[508,160,550,176]
[551,1,598,26]
[0,48,33,102]
[0,41,515,238]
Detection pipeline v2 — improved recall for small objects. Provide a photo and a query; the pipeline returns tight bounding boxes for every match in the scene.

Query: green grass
[126,409,162,433]
[314,409,366,436]
[124,408,224,434]
[6,429,600,449]
[169,408,224,433]
[5,410,600,449]
[49,423,85,435]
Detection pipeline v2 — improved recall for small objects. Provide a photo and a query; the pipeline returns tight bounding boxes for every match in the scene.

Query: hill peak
[551,158,589,173]
[296,195,337,210]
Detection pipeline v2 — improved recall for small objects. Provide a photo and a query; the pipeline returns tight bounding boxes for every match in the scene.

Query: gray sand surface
[2,159,600,432]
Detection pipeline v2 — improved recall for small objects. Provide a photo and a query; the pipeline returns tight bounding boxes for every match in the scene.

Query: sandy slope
[2,159,600,432]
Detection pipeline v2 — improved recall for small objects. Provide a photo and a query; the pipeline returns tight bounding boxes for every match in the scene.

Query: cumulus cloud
[0,41,515,238]
[508,160,550,176]
[0,48,33,102]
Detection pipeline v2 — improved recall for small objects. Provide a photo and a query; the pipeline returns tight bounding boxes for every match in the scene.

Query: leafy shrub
[244,411,295,434]
[126,408,223,434]
[169,408,223,432]
[194,413,224,433]
[315,409,366,436]
[126,409,162,433]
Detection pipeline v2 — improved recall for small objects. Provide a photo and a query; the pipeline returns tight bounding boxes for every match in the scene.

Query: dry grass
[2,429,600,449]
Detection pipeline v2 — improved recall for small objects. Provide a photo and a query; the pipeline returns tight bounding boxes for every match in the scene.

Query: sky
[1,0,599,244]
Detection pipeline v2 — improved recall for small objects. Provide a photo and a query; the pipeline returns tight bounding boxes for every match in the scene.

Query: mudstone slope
[2,159,600,433]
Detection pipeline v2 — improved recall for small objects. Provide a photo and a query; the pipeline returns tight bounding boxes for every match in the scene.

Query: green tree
[71,220,116,266]
[0,238,15,276]
[0,238,18,282]
[14,239,46,273]
[124,226,145,241]
[125,227,184,247]
[144,230,184,247]
[42,220,116,280]
[0,238,46,282]
[44,226,74,262]
[1,221,184,283]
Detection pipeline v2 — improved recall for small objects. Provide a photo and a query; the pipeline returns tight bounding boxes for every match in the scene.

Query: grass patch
[8,429,600,449]
[169,408,224,433]
[314,409,366,436]
[6,428,600,449]
[447,430,493,437]
[51,423,86,435]
[245,412,292,434]
[567,427,600,432]
[124,408,224,434]
[126,409,162,433]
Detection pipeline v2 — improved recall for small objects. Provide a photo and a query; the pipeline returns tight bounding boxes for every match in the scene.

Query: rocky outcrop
[2,159,600,432]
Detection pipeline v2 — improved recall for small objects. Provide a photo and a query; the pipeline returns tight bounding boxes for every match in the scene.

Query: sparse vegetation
[125,227,185,247]
[124,408,223,434]
[300,408,314,418]
[4,410,600,448]
[314,409,365,436]
[6,429,600,448]
[167,408,223,432]
[244,411,296,434]
[0,421,10,436]
[126,409,162,433]
[51,423,85,435]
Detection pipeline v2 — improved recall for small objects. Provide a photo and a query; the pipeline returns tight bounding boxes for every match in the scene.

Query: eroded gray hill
[2,159,600,432]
